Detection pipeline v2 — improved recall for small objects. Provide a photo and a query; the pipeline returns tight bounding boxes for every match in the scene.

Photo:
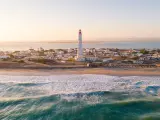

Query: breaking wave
[0,75,160,120]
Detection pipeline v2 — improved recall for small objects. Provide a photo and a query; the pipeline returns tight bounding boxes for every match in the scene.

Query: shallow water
[0,75,160,120]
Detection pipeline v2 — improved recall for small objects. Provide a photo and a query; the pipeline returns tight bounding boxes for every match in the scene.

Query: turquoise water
[0,75,160,120]
[1,91,160,120]
[0,41,160,51]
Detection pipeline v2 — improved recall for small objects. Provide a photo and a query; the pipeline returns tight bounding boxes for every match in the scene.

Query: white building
[0,56,10,59]
[102,58,113,63]
[76,29,83,61]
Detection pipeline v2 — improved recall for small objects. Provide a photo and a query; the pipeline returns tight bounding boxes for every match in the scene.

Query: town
[0,47,160,68]
[0,29,160,69]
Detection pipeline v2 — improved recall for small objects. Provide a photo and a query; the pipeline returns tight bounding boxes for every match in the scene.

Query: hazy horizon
[0,37,160,43]
[0,0,160,42]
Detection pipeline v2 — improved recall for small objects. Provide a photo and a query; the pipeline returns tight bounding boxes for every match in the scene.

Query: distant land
[35,38,160,43]
[0,37,159,43]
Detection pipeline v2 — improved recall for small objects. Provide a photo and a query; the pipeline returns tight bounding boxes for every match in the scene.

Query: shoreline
[0,68,160,76]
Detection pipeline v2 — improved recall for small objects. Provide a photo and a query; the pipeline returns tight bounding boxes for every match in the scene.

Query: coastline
[0,68,160,76]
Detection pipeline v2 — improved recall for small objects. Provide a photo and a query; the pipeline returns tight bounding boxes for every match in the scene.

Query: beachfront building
[0,53,10,59]
[85,55,99,62]
[102,58,113,63]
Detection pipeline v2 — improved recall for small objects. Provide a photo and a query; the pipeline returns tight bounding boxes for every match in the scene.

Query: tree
[9,54,14,58]
[18,60,25,63]
[68,58,75,62]
[48,49,55,52]
[140,49,149,54]
[36,58,46,64]
[38,51,45,56]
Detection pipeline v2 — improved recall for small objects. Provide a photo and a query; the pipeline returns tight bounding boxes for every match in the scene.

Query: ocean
[0,74,160,120]
[0,41,160,51]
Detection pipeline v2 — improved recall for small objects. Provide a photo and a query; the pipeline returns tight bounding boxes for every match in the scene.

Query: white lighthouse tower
[77,29,83,61]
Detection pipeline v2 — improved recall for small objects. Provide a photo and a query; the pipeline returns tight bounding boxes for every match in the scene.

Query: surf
[0,74,160,120]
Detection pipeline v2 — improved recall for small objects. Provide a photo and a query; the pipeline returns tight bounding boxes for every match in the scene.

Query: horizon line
[0,37,160,43]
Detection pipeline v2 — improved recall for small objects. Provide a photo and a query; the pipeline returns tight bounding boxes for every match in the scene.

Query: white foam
[0,75,159,97]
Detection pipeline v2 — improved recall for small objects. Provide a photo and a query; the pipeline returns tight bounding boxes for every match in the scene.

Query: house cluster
[0,48,160,65]
[81,48,160,65]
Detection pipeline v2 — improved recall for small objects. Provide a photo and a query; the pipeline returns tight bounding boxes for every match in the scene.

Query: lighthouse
[77,29,83,61]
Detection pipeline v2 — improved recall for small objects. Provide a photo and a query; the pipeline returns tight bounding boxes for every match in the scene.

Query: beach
[0,68,160,76]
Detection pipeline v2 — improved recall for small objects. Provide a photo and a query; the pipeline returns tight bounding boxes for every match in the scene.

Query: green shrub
[140,49,149,54]
[18,60,25,63]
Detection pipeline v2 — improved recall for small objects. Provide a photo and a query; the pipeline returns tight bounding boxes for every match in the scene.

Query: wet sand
[0,68,159,76]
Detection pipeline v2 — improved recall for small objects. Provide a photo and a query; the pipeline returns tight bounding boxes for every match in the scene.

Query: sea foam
[0,75,160,98]
[0,75,160,120]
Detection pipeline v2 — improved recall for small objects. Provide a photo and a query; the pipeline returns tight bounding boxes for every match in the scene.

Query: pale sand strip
[0,68,159,76]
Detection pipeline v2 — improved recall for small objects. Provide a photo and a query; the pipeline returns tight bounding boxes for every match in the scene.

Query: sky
[0,0,160,42]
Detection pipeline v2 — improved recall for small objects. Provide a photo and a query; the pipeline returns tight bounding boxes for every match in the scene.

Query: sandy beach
[0,68,160,76]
